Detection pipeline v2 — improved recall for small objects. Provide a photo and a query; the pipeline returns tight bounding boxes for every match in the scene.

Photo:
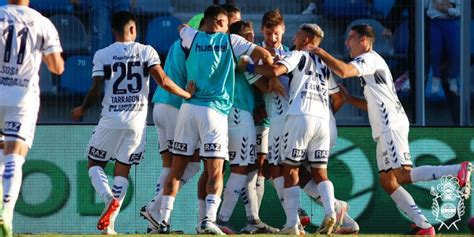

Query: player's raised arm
[308,45,359,79]
[71,76,103,121]
[149,64,193,100]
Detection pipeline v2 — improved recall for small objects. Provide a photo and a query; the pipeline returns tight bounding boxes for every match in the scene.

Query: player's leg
[217,165,246,234]
[376,131,434,235]
[158,104,199,231]
[255,125,269,207]
[142,104,175,232]
[279,162,300,235]
[267,121,285,209]
[196,162,207,233]
[389,129,471,198]
[0,106,38,236]
[195,106,228,235]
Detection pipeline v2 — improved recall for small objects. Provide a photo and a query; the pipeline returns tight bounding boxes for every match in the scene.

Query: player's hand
[185,80,195,99]
[237,56,249,72]
[337,83,351,102]
[269,77,286,96]
[303,44,321,55]
[71,106,86,121]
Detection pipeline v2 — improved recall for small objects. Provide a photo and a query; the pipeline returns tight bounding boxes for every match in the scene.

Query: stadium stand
[30,0,73,14]
[132,0,173,16]
[393,18,409,55]
[373,0,395,17]
[50,15,89,55]
[145,15,181,54]
[322,0,372,18]
[59,55,93,94]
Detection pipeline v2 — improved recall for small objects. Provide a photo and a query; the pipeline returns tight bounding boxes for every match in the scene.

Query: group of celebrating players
[0,1,472,236]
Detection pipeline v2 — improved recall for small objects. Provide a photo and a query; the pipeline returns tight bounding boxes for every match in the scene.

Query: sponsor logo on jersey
[4,121,21,132]
[129,152,143,163]
[173,142,188,152]
[204,143,221,152]
[292,149,305,158]
[314,150,329,159]
[88,147,107,159]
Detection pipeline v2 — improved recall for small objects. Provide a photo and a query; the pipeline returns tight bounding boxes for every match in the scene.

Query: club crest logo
[430,175,467,230]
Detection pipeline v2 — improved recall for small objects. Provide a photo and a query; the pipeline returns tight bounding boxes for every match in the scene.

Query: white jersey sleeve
[229,34,256,57]
[92,49,105,77]
[41,20,62,55]
[350,53,376,77]
[179,26,198,49]
[277,50,304,73]
[145,45,161,68]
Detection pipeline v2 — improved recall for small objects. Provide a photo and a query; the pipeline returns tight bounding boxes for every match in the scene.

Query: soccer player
[71,11,193,234]
[157,5,275,235]
[256,9,290,213]
[244,23,340,235]
[216,20,277,234]
[308,24,472,235]
[138,20,205,234]
[0,1,64,236]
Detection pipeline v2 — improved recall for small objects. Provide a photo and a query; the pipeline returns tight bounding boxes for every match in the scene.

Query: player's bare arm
[308,45,359,79]
[338,83,367,111]
[149,64,193,99]
[253,77,270,92]
[330,91,344,113]
[71,76,103,121]
[43,52,65,75]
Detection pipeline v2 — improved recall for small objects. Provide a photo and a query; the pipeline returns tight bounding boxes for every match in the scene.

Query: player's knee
[379,175,398,194]
[394,168,412,185]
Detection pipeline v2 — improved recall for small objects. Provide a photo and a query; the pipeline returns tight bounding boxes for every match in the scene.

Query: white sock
[181,162,200,185]
[205,194,221,222]
[391,186,431,229]
[303,180,321,202]
[244,170,259,221]
[2,154,25,219]
[218,173,246,222]
[256,176,265,208]
[160,195,175,223]
[156,167,170,195]
[410,165,461,182]
[272,176,284,204]
[283,186,300,227]
[110,176,129,223]
[198,199,206,222]
[0,149,4,179]
[88,166,113,203]
[318,180,336,215]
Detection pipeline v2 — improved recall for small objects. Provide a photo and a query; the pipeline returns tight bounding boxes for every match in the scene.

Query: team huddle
[0,1,472,236]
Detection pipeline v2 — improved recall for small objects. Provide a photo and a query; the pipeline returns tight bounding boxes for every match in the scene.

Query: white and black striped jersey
[350,50,409,139]
[278,50,331,119]
[92,42,161,129]
[0,4,62,107]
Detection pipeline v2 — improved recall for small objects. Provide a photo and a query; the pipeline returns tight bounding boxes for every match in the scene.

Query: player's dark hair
[203,5,228,22]
[220,3,240,18]
[111,11,137,35]
[229,21,253,35]
[261,9,284,29]
[350,24,375,43]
